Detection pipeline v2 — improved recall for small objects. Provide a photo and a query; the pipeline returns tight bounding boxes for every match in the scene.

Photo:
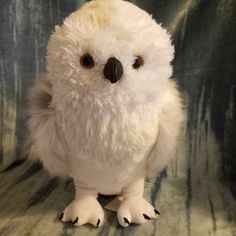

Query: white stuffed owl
[28,0,184,228]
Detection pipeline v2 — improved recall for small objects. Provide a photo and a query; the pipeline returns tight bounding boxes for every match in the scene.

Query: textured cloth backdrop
[1,0,235,191]
[0,1,236,235]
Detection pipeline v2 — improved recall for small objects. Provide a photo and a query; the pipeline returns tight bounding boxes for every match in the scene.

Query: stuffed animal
[28,0,184,228]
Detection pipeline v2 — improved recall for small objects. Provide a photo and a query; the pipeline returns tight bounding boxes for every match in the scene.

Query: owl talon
[124,217,130,225]
[59,213,64,221]
[96,219,100,228]
[72,217,79,224]
[143,214,150,220]
[154,209,160,215]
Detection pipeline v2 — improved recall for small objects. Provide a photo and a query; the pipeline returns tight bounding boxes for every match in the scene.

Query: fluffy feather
[28,0,184,218]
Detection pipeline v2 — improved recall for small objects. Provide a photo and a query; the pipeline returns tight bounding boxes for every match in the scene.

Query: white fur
[28,0,184,227]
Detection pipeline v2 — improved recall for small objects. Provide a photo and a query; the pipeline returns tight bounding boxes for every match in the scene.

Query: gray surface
[0,133,235,235]
[0,0,236,235]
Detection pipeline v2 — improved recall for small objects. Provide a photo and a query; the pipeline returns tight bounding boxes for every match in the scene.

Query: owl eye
[132,56,144,69]
[80,53,95,69]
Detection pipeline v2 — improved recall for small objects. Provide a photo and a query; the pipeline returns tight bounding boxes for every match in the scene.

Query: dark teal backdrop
[1,0,235,193]
[0,1,235,235]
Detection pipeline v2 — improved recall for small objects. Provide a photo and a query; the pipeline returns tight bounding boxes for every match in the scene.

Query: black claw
[97,219,100,228]
[124,217,130,225]
[143,214,151,220]
[59,213,64,220]
[72,217,78,224]
[154,209,160,215]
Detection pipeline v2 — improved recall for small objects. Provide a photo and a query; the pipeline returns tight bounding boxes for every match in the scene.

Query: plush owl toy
[28,0,184,228]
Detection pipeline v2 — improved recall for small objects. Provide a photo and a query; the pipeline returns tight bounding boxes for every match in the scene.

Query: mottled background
[0,0,235,235]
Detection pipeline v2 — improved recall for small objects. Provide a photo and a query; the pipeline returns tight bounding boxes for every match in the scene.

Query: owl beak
[103,57,123,83]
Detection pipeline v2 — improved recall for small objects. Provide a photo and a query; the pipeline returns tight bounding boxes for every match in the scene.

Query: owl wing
[146,80,184,175]
[28,77,69,177]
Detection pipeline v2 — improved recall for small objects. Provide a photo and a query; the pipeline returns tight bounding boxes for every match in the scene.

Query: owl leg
[59,180,104,227]
[117,178,160,227]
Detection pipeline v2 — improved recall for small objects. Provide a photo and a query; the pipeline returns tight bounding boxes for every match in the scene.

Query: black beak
[103,57,123,83]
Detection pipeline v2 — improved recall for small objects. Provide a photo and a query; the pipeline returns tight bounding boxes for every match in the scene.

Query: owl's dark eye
[80,53,95,69]
[132,56,144,69]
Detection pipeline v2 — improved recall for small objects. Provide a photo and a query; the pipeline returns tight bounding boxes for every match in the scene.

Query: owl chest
[59,106,158,161]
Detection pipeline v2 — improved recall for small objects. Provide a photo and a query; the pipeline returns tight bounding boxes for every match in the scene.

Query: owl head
[47,0,174,109]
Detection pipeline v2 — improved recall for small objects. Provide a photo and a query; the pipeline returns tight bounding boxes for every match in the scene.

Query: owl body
[28,0,184,227]
[55,92,159,195]
[29,76,180,194]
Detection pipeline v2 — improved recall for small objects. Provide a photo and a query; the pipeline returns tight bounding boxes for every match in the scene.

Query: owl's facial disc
[103,57,123,84]
[47,0,174,106]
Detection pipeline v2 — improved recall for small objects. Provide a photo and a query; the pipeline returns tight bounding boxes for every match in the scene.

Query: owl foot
[59,197,104,227]
[117,196,159,227]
